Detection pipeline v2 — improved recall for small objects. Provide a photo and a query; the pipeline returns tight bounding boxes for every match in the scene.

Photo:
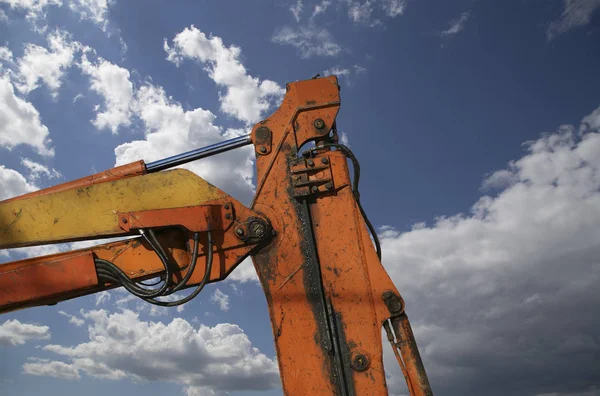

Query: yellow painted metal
[0,169,225,249]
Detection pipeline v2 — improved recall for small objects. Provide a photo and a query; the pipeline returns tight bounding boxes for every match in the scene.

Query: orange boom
[0,76,432,396]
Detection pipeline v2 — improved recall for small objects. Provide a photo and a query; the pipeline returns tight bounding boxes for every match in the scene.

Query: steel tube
[145,134,252,173]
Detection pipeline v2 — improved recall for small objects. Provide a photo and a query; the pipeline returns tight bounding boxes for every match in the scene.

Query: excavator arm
[0,76,433,396]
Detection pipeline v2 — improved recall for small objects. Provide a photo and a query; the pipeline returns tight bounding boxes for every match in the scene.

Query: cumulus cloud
[0,75,54,156]
[0,319,50,346]
[0,0,62,23]
[58,310,85,326]
[23,358,81,380]
[68,0,111,30]
[113,83,255,203]
[14,30,81,97]
[381,112,600,395]
[441,11,470,37]
[227,257,259,284]
[79,54,134,133]
[164,26,284,125]
[272,25,342,58]
[21,158,61,181]
[0,165,37,200]
[548,0,600,39]
[26,309,280,395]
[211,288,230,312]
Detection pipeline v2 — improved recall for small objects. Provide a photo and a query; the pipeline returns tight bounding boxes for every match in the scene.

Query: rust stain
[277,264,304,290]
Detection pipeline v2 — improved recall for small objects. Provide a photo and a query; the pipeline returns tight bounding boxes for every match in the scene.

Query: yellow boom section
[0,169,225,249]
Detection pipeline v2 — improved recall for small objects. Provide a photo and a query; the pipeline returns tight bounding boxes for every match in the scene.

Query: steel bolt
[225,213,232,220]
[224,203,230,210]
[235,228,244,236]
[321,157,329,165]
[314,119,325,129]
[121,218,127,223]
[311,186,319,193]
[351,352,370,372]
[383,291,393,299]
[325,182,333,190]
[259,146,267,154]
[307,159,315,167]
[256,126,270,140]
[251,222,266,238]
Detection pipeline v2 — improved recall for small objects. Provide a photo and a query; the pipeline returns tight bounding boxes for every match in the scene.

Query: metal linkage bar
[145,134,252,173]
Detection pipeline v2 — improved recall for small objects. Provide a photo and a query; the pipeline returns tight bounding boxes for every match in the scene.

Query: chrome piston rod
[145,134,252,173]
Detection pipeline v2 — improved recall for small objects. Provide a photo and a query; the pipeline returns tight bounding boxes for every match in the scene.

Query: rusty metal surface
[251,76,343,395]
[118,204,233,232]
[392,314,434,396]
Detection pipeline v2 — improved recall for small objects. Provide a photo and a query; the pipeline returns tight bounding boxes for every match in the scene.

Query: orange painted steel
[0,197,265,314]
[1,160,146,204]
[0,76,432,395]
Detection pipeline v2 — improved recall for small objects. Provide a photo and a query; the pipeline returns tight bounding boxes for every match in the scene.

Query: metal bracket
[118,203,234,232]
[289,156,334,198]
[254,126,272,155]
[234,217,273,244]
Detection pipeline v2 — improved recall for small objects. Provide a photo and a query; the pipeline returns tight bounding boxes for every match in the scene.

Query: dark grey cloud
[381,108,600,396]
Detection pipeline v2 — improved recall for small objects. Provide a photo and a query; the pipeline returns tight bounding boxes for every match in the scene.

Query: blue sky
[1,1,600,395]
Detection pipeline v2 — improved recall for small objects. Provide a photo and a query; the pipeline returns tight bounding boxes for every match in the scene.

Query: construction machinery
[0,76,433,395]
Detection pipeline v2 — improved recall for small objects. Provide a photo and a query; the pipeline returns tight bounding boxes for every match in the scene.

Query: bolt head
[225,213,232,220]
[307,159,315,167]
[251,222,266,238]
[311,186,319,193]
[321,157,329,164]
[383,291,393,299]
[224,203,230,210]
[235,228,244,236]
[325,182,333,190]
[259,146,267,154]
[256,126,270,140]
[314,119,325,129]
[121,218,128,223]
[351,352,370,372]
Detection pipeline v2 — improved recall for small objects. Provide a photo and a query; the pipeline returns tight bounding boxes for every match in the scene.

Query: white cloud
[79,54,134,133]
[211,288,230,312]
[381,0,405,17]
[0,0,62,23]
[0,75,54,156]
[0,9,8,22]
[23,358,80,380]
[29,309,279,394]
[311,0,331,18]
[165,26,284,125]
[0,319,50,346]
[95,291,111,306]
[15,30,80,97]
[290,0,303,22]
[323,66,350,78]
[0,165,37,200]
[272,25,342,58]
[323,65,366,85]
[21,158,61,181]
[0,46,12,62]
[380,116,600,394]
[58,310,85,327]
[441,11,470,37]
[227,257,259,284]
[68,0,110,30]
[548,0,600,39]
[581,104,600,131]
[348,1,374,24]
[114,83,256,203]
